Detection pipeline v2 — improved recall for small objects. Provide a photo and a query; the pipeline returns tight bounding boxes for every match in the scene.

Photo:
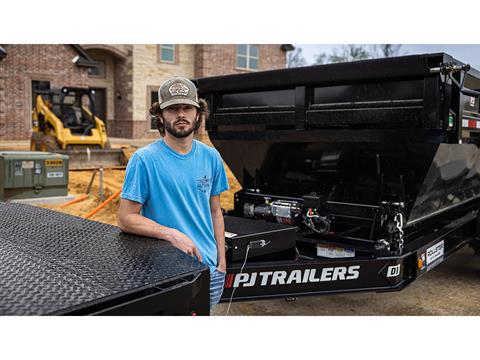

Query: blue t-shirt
[121,138,230,273]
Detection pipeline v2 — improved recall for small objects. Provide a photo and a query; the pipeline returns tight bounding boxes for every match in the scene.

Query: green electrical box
[0,151,69,201]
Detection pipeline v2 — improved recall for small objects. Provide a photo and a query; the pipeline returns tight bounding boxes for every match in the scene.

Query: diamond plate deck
[0,202,207,315]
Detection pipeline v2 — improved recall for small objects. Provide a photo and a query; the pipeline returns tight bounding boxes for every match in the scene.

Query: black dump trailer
[0,202,210,315]
[196,53,480,302]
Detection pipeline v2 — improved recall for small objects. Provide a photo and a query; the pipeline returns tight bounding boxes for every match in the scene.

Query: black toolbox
[224,215,297,262]
[0,202,210,315]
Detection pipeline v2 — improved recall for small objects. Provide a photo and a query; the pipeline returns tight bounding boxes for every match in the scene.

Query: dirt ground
[3,135,480,315]
[38,134,242,224]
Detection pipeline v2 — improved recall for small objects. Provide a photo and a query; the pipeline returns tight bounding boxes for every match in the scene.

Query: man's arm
[118,198,202,261]
[210,195,226,272]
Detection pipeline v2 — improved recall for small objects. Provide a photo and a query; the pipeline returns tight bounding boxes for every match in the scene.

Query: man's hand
[166,228,203,262]
[216,260,226,273]
[118,199,203,262]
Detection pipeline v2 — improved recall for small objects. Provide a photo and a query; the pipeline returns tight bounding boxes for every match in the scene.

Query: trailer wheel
[473,212,480,255]
[471,243,480,256]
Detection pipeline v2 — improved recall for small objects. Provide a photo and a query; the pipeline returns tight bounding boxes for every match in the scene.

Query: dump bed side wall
[198,53,480,227]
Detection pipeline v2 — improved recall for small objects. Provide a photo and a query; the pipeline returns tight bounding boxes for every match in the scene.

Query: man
[118,76,230,310]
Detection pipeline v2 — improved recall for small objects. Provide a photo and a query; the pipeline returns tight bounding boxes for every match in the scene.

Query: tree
[287,47,307,68]
[328,44,372,63]
[313,53,327,65]
[311,44,404,66]
[371,44,402,58]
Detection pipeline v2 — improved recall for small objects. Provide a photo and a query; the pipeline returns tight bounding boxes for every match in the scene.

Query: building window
[150,90,159,129]
[88,61,105,77]
[31,80,50,108]
[159,44,175,63]
[236,44,259,70]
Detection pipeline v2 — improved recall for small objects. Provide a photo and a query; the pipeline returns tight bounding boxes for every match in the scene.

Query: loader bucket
[54,148,128,170]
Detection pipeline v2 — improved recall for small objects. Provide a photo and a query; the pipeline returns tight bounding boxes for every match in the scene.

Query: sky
[297,44,480,69]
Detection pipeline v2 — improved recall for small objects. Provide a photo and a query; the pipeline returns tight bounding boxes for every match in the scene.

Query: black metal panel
[197,53,450,93]
[220,89,295,108]
[224,216,297,262]
[214,112,295,126]
[202,53,480,227]
[221,255,405,301]
[408,144,480,224]
[312,79,425,104]
[422,76,441,129]
[305,106,425,129]
[0,203,209,315]
[72,272,209,315]
[295,86,306,130]
[200,53,480,134]
[308,78,427,128]
[214,136,437,217]
[222,137,480,229]
[221,214,474,302]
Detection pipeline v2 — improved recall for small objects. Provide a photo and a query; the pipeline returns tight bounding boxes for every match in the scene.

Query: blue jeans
[210,270,226,309]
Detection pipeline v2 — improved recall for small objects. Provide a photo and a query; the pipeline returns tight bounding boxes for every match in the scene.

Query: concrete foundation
[8,194,76,206]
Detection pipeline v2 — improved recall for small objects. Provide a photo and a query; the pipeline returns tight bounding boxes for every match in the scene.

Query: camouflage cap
[158,76,200,110]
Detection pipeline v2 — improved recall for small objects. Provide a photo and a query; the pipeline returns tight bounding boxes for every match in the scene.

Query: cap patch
[168,82,189,96]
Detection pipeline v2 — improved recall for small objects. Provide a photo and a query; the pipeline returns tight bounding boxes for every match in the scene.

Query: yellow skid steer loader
[31,87,127,170]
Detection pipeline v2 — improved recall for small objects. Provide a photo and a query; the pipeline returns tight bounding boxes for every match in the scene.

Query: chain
[377,203,405,254]
[393,212,404,253]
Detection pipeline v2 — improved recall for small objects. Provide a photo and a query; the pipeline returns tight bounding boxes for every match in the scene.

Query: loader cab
[57,87,97,135]
[34,87,98,136]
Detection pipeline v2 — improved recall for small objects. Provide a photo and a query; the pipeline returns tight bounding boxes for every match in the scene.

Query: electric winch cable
[225,244,251,316]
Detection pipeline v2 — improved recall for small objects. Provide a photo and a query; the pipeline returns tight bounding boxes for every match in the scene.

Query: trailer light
[448,114,454,127]
[417,258,423,269]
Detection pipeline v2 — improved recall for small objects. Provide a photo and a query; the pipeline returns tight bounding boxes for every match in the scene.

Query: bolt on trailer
[196,53,480,302]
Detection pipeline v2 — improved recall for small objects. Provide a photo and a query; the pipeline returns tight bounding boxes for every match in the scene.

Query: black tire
[40,135,60,152]
[474,246,480,256]
[30,132,42,151]
[471,242,480,256]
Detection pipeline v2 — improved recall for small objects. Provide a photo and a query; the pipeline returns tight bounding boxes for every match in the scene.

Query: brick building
[0,44,291,141]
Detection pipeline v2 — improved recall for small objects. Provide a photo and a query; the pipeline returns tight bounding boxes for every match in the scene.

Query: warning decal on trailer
[462,118,480,129]
[426,240,444,265]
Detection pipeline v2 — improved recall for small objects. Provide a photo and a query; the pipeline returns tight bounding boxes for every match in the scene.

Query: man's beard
[164,119,197,138]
